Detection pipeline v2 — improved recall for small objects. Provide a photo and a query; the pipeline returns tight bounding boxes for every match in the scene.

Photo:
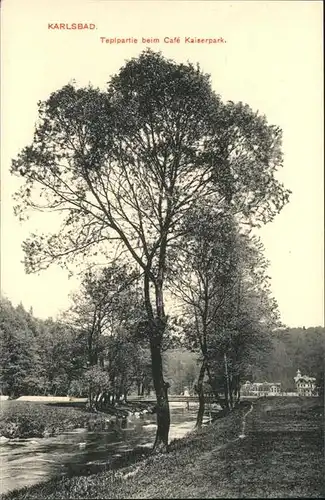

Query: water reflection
[0,406,198,495]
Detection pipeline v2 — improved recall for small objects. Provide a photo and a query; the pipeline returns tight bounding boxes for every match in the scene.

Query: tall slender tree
[170,208,279,425]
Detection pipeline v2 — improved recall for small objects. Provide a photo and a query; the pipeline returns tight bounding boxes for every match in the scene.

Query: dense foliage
[0,295,151,400]
[0,298,77,397]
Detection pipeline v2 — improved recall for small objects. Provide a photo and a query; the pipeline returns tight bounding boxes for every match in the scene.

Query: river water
[0,404,204,495]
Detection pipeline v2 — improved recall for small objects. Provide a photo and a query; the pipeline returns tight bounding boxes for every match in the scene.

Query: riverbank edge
[1,400,252,500]
[0,400,156,440]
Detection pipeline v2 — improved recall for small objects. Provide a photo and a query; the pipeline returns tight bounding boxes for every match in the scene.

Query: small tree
[67,264,145,409]
[68,264,142,367]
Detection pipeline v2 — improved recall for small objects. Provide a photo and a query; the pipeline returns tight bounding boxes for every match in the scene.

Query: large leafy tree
[11,50,289,450]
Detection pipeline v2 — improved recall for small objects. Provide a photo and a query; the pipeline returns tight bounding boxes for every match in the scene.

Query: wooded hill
[1,297,323,397]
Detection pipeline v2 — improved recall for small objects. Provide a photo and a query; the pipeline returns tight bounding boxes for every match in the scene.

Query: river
[0,403,206,495]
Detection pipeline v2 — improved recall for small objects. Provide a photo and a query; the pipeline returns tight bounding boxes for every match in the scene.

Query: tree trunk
[229,374,234,410]
[143,269,170,453]
[234,375,241,404]
[97,393,104,409]
[88,384,94,411]
[150,333,170,452]
[224,353,231,411]
[205,363,226,409]
[236,385,241,404]
[195,361,206,428]
[229,388,234,409]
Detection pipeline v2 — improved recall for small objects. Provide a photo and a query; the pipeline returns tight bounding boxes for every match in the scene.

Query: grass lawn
[2,397,324,499]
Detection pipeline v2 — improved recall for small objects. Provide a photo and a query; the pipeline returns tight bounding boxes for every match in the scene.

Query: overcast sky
[1,0,323,327]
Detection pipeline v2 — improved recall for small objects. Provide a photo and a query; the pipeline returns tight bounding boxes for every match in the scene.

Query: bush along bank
[92,400,157,419]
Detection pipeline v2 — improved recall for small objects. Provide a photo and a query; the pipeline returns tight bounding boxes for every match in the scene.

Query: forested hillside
[0,298,79,397]
[165,327,325,394]
[0,297,153,399]
[1,297,323,398]
[250,327,325,391]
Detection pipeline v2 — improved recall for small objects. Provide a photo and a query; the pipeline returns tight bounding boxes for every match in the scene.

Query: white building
[294,369,318,396]
[242,381,281,396]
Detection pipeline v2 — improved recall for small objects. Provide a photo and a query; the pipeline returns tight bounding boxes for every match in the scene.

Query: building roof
[294,369,316,383]
[293,369,316,384]
[295,376,316,382]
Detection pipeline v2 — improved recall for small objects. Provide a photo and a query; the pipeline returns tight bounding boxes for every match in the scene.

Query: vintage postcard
[0,0,323,498]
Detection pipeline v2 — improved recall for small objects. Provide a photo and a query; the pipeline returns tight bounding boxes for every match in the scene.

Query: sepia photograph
[0,0,324,498]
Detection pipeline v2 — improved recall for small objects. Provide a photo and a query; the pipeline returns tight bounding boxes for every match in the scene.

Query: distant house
[294,369,318,396]
[242,381,281,396]
[268,383,282,395]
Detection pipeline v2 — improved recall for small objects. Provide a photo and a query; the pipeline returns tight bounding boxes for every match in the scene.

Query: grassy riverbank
[2,397,324,499]
[0,400,156,439]
[0,401,113,439]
